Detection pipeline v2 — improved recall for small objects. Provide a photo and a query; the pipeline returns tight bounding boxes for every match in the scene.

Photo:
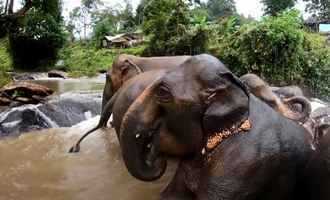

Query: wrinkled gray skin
[69,70,167,153]
[102,54,190,111]
[119,54,315,199]
[240,73,311,123]
[70,54,190,152]
[310,106,330,143]
[272,85,305,99]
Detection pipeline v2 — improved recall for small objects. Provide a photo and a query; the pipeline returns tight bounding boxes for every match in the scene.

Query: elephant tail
[68,91,119,153]
[283,96,311,124]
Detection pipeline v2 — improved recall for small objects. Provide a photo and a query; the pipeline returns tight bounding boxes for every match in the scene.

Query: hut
[102,32,143,48]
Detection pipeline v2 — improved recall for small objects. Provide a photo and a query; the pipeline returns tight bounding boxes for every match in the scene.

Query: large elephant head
[119,54,250,181]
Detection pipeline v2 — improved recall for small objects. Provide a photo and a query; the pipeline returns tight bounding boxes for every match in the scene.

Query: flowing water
[30,77,105,95]
[0,77,176,199]
[0,117,176,200]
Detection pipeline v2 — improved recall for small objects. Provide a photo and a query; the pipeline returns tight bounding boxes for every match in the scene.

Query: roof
[104,34,126,42]
[104,32,143,42]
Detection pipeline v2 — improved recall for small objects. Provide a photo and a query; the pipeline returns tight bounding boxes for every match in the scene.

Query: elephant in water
[69,55,190,152]
[118,54,317,199]
[102,54,190,111]
[240,73,311,123]
[69,70,167,152]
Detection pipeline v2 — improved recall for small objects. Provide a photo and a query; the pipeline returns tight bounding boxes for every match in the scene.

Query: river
[0,77,176,200]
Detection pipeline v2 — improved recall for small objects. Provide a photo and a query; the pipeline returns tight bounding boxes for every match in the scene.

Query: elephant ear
[121,59,143,77]
[203,73,250,135]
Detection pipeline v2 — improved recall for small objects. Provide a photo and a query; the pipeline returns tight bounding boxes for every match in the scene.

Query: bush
[8,0,65,70]
[59,42,145,77]
[302,33,330,100]
[213,10,329,100]
[142,0,209,56]
[0,38,11,87]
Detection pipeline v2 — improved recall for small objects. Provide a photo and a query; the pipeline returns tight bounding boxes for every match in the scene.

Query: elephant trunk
[102,72,113,111]
[283,96,312,123]
[119,84,167,182]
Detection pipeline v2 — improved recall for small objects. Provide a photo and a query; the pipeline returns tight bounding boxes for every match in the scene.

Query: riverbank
[0,38,145,87]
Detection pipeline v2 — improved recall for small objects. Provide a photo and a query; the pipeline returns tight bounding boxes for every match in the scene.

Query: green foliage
[142,0,209,56]
[261,0,297,16]
[59,42,145,77]
[302,33,330,99]
[213,10,329,99]
[8,0,65,69]
[91,11,119,47]
[90,1,137,47]
[303,0,330,21]
[0,38,11,87]
[120,0,136,32]
[206,0,236,20]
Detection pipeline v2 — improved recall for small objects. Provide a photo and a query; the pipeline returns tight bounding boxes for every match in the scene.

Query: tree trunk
[4,0,9,14]
[8,0,14,14]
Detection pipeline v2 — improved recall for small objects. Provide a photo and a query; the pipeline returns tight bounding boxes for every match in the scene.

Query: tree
[206,0,236,20]
[68,0,102,40]
[0,0,33,38]
[120,0,136,32]
[91,8,120,47]
[261,0,297,16]
[303,0,330,21]
[8,0,65,69]
[143,0,209,56]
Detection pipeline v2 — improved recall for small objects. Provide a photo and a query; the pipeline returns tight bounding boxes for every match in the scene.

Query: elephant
[119,54,315,199]
[70,54,190,152]
[102,54,190,111]
[272,85,305,98]
[69,70,167,153]
[240,73,311,123]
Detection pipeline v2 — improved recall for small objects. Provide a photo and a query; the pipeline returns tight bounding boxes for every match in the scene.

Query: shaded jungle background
[0,0,329,100]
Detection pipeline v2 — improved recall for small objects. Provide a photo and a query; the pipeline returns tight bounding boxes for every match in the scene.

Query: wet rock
[98,69,107,73]
[1,81,53,97]
[12,73,35,81]
[0,96,11,106]
[0,92,102,137]
[10,72,48,81]
[48,70,67,79]
[0,81,53,106]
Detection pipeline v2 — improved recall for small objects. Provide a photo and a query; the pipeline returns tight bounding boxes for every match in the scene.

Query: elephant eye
[156,84,172,103]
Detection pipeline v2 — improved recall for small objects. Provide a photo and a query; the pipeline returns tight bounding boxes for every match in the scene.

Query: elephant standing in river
[69,55,190,152]
[118,54,316,199]
[102,54,190,110]
[69,70,168,152]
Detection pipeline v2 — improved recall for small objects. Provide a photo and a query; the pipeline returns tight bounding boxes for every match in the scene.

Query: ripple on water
[0,118,177,200]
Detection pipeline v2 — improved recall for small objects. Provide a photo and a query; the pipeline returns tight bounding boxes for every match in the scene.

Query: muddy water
[0,117,176,200]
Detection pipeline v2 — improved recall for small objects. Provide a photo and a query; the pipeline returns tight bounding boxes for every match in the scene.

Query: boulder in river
[0,81,53,106]
[0,92,102,137]
[48,70,67,79]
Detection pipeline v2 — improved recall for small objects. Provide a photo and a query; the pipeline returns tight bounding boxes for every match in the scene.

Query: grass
[59,42,146,77]
[0,38,12,87]
[0,39,146,86]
